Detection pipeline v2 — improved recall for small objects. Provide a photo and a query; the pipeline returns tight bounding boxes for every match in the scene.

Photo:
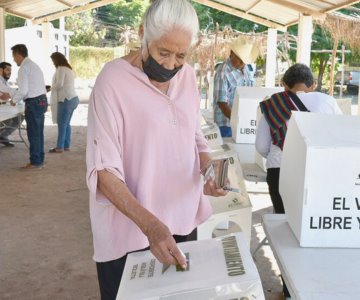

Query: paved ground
[0,103,288,300]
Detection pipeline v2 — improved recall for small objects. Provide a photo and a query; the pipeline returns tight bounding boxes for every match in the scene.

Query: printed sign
[230,87,283,144]
[117,233,264,300]
[280,112,360,247]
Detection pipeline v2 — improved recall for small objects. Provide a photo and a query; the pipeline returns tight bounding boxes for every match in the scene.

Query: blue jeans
[57,96,79,149]
[219,126,232,137]
[25,95,48,166]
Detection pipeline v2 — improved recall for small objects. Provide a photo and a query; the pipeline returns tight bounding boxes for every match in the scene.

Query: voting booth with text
[200,123,223,148]
[280,112,360,248]
[117,233,265,300]
[230,86,283,144]
[197,144,252,246]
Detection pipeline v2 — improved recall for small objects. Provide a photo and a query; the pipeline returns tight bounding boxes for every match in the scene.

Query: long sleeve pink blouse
[86,58,212,262]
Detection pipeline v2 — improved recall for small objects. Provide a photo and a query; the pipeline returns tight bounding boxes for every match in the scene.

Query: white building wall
[5,23,72,85]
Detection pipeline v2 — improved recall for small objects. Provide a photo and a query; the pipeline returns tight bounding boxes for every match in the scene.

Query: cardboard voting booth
[280,112,360,248]
[336,98,352,115]
[201,123,223,148]
[197,144,252,246]
[117,233,265,300]
[230,86,283,144]
[255,105,267,172]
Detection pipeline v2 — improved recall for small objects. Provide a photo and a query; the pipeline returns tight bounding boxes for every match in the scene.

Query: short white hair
[142,0,199,46]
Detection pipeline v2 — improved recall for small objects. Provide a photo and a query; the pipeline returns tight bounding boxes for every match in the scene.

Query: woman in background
[49,52,79,153]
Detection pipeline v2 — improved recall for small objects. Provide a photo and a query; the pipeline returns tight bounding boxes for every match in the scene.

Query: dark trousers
[24,95,48,166]
[266,168,285,214]
[266,168,290,297]
[96,229,197,300]
[219,126,232,137]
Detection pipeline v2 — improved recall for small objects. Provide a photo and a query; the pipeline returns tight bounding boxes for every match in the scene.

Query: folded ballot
[117,233,264,300]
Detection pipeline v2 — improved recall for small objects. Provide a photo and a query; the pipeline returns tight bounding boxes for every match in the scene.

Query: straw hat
[229,37,260,64]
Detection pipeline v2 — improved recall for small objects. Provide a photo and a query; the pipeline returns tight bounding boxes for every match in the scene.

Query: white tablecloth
[263,214,360,300]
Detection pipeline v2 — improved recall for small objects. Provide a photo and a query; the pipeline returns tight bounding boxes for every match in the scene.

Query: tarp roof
[0,0,118,25]
[0,0,359,30]
[193,0,360,31]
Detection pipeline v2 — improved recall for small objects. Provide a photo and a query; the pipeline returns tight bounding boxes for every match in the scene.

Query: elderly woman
[86,1,226,299]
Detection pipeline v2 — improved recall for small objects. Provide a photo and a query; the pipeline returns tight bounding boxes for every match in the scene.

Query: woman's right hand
[145,219,187,269]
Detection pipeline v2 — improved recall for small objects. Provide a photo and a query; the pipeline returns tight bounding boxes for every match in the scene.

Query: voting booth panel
[230,87,283,144]
[117,233,265,300]
[280,112,360,248]
[198,145,252,246]
[255,105,267,172]
[336,98,352,115]
[201,123,223,148]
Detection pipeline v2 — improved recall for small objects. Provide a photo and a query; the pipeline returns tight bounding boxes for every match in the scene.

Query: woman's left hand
[203,178,228,197]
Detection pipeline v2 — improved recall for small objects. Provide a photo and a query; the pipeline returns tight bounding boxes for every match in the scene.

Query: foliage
[66,11,106,46]
[5,14,26,28]
[95,0,149,41]
[70,46,115,78]
[192,2,266,33]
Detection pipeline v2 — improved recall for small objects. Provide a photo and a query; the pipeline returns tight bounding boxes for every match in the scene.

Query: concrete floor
[0,105,285,300]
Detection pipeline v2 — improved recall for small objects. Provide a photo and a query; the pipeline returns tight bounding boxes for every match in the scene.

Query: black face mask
[142,50,183,83]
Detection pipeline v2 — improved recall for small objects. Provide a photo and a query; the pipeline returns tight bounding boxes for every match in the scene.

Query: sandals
[49,148,63,153]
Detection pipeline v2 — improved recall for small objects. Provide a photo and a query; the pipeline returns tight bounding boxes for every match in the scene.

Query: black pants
[266,168,290,297]
[266,168,285,214]
[96,229,197,300]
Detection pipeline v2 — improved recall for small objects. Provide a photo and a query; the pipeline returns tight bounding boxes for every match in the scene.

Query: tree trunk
[329,37,339,96]
[316,57,328,92]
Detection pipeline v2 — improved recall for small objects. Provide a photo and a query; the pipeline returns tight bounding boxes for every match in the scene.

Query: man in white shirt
[0,62,23,147]
[11,44,48,169]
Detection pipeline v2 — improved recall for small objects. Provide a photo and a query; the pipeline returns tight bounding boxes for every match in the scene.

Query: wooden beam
[314,0,336,6]
[323,0,360,13]
[32,0,117,25]
[192,0,287,31]
[246,0,263,13]
[55,0,73,8]
[5,8,32,20]
[267,0,320,15]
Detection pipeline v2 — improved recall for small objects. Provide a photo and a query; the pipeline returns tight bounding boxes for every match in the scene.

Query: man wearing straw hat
[213,37,259,137]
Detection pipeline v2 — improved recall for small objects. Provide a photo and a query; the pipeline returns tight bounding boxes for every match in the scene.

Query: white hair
[142,0,199,46]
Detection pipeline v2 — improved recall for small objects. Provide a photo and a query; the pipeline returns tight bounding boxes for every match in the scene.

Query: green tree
[5,14,26,28]
[192,2,266,32]
[66,10,106,46]
[95,0,149,41]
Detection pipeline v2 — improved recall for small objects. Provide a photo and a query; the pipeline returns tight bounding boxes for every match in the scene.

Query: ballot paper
[117,233,264,300]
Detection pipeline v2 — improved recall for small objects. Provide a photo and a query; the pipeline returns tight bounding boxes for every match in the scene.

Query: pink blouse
[86,58,212,262]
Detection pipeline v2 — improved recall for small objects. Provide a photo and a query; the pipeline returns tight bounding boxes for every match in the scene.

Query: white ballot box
[198,144,252,246]
[117,233,265,300]
[230,86,283,144]
[280,111,360,248]
[201,123,223,148]
[200,108,214,124]
[336,98,352,115]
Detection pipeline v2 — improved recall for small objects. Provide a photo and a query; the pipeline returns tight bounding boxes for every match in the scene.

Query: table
[0,103,27,147]
[263,214,360,300]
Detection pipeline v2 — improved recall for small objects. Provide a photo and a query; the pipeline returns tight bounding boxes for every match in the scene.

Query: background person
[0,62,21,147]
[11,44,48,169]
[49,52,79,153]
[213,37,259,137]
[86,1,227,299]
[255,63,342,298]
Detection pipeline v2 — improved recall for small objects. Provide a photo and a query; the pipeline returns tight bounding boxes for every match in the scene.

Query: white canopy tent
[0,0,359,90]
[0,0,118,61]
